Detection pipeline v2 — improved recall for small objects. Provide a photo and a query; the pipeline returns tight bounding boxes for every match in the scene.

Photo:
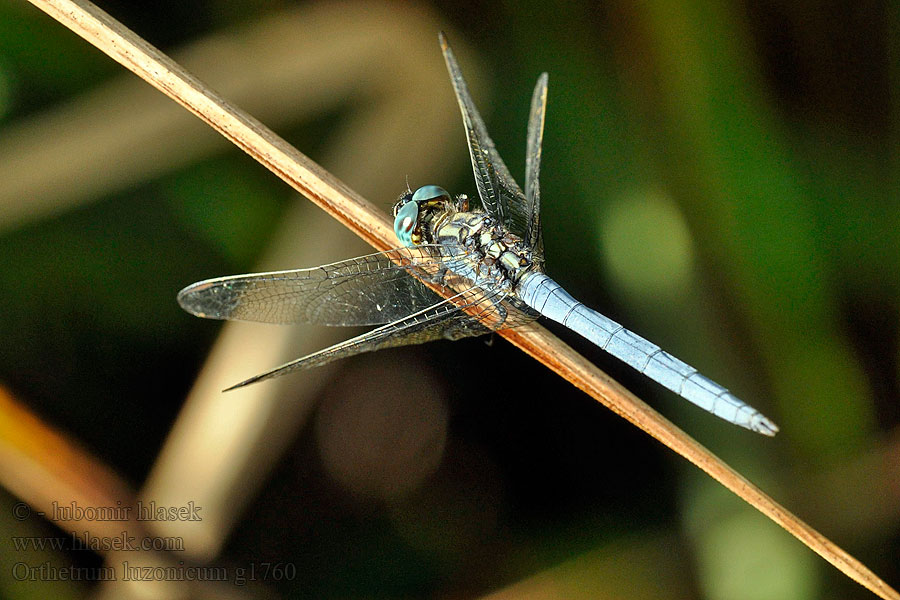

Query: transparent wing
[525,72,548,267]
[439,33,531,241]
[223,285,516,390]
[178,245,481,327]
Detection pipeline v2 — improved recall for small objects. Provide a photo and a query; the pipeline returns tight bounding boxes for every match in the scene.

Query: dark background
[0,0,897,598]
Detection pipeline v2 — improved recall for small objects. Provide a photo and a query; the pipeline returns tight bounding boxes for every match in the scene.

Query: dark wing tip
[176,281,206,316]
[532,73,549,105]
[177,280,235,320]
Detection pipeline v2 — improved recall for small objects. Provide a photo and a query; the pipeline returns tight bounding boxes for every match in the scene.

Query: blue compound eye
[411,185,451,203]
[393,200,419,246]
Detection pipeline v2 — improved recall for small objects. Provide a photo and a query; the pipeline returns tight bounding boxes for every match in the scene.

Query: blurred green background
[0,0,898,599]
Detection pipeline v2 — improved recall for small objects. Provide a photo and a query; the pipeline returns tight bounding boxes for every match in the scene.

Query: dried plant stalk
[22,0,900,598]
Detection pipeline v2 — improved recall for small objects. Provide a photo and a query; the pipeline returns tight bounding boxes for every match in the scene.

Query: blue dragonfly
[178,33,778,436]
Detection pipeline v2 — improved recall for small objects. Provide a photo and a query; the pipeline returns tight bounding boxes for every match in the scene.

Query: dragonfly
[178,33,778,436]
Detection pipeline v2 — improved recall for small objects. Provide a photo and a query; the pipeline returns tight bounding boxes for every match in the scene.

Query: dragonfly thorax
[393,186,535,284]
[435,211,535,284]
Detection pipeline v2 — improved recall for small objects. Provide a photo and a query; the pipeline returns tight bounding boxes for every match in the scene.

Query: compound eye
[411,185,451,203]
[393,200,419,247]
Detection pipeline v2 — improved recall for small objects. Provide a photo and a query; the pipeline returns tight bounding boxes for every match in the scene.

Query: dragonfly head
[392,185,452,246]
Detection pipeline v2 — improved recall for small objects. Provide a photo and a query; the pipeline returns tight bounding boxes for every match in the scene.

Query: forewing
[525,73,548,267]
[178,245,475,326]
[439,33,531,240]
